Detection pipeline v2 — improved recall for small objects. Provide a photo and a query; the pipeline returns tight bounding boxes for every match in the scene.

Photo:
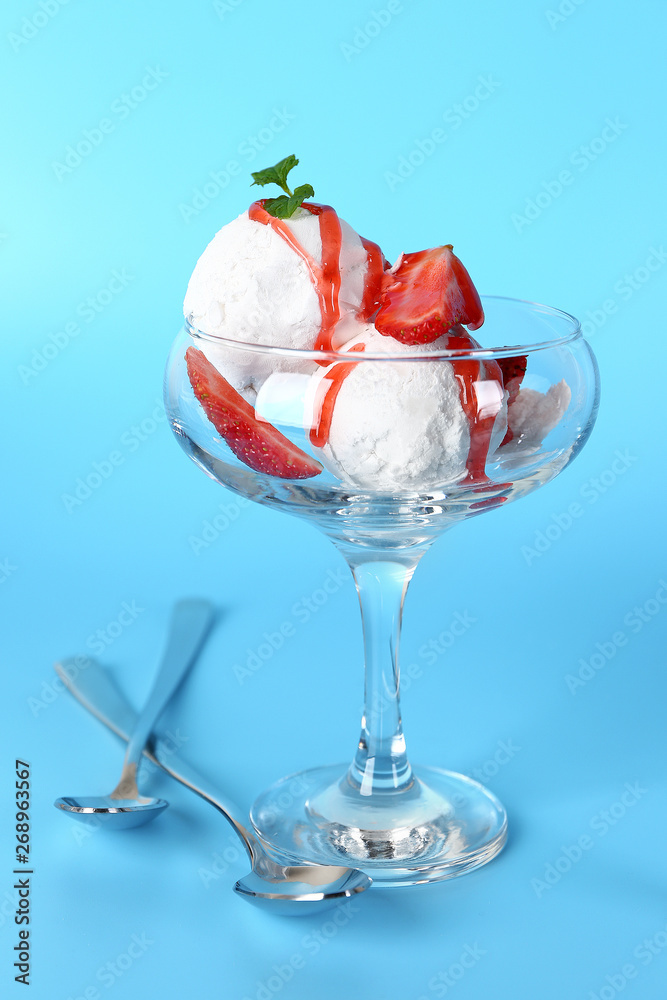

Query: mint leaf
[262,188,314,219]
[292,183,314,201]
[262,195,291,218]
[253,159,315,218]
[251,154,299,195]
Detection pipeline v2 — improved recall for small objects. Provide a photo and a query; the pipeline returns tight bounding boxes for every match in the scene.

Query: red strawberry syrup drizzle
[445,333,504,483]
[358,237,386,320]
[309,342,366,449]
[249,201,342,355]
[248,199,501,481]
[250,199,371,446]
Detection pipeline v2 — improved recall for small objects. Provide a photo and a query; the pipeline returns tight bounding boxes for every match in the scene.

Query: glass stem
[337,546,428,797]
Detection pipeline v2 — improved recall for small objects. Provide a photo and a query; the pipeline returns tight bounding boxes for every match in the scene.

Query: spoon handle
[54,657,255,856]
[124,599,215,769]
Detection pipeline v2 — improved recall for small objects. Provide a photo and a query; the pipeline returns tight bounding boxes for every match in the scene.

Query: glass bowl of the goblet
[164,296,599,543]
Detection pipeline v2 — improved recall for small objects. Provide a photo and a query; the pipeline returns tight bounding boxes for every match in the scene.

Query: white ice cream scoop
[315,326,507,491]
[184,208,373,400]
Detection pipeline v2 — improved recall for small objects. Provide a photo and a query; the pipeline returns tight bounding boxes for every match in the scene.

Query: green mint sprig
[250,154,314,219]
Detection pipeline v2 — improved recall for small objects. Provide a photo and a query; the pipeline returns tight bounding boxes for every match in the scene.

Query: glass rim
[184,295,582,362]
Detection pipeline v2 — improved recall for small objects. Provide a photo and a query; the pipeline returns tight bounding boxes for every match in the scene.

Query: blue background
[2,0,666,997]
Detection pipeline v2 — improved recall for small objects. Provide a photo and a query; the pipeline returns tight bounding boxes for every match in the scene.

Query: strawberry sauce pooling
[248,199,499,481]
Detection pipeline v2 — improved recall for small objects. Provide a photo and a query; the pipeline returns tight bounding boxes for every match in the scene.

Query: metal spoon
[54,658,371,913]
[54,599,215,830]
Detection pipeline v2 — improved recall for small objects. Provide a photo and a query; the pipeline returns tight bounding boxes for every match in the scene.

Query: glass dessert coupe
[165,296,599,887]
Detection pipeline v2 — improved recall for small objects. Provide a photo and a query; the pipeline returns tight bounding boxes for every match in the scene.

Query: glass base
[250,764,508,887]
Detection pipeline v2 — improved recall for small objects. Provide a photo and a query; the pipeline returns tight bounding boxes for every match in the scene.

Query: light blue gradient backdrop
[2,1,666,998]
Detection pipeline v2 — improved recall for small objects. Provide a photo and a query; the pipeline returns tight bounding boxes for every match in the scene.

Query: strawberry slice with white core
[375,245,484,345]
[185,347,322,479]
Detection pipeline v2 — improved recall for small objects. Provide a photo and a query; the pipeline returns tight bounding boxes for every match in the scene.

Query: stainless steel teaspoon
[54,657,371,914]
[54,599,214,829]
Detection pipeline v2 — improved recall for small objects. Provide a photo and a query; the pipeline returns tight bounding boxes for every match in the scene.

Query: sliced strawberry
[185,347,322,479]
[374,245,484,345]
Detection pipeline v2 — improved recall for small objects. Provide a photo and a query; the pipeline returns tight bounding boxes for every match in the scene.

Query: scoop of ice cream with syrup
[183,154,569,489]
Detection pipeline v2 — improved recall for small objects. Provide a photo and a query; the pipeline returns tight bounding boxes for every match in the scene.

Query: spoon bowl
[233,865,371,915]
[54,794,168,830]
